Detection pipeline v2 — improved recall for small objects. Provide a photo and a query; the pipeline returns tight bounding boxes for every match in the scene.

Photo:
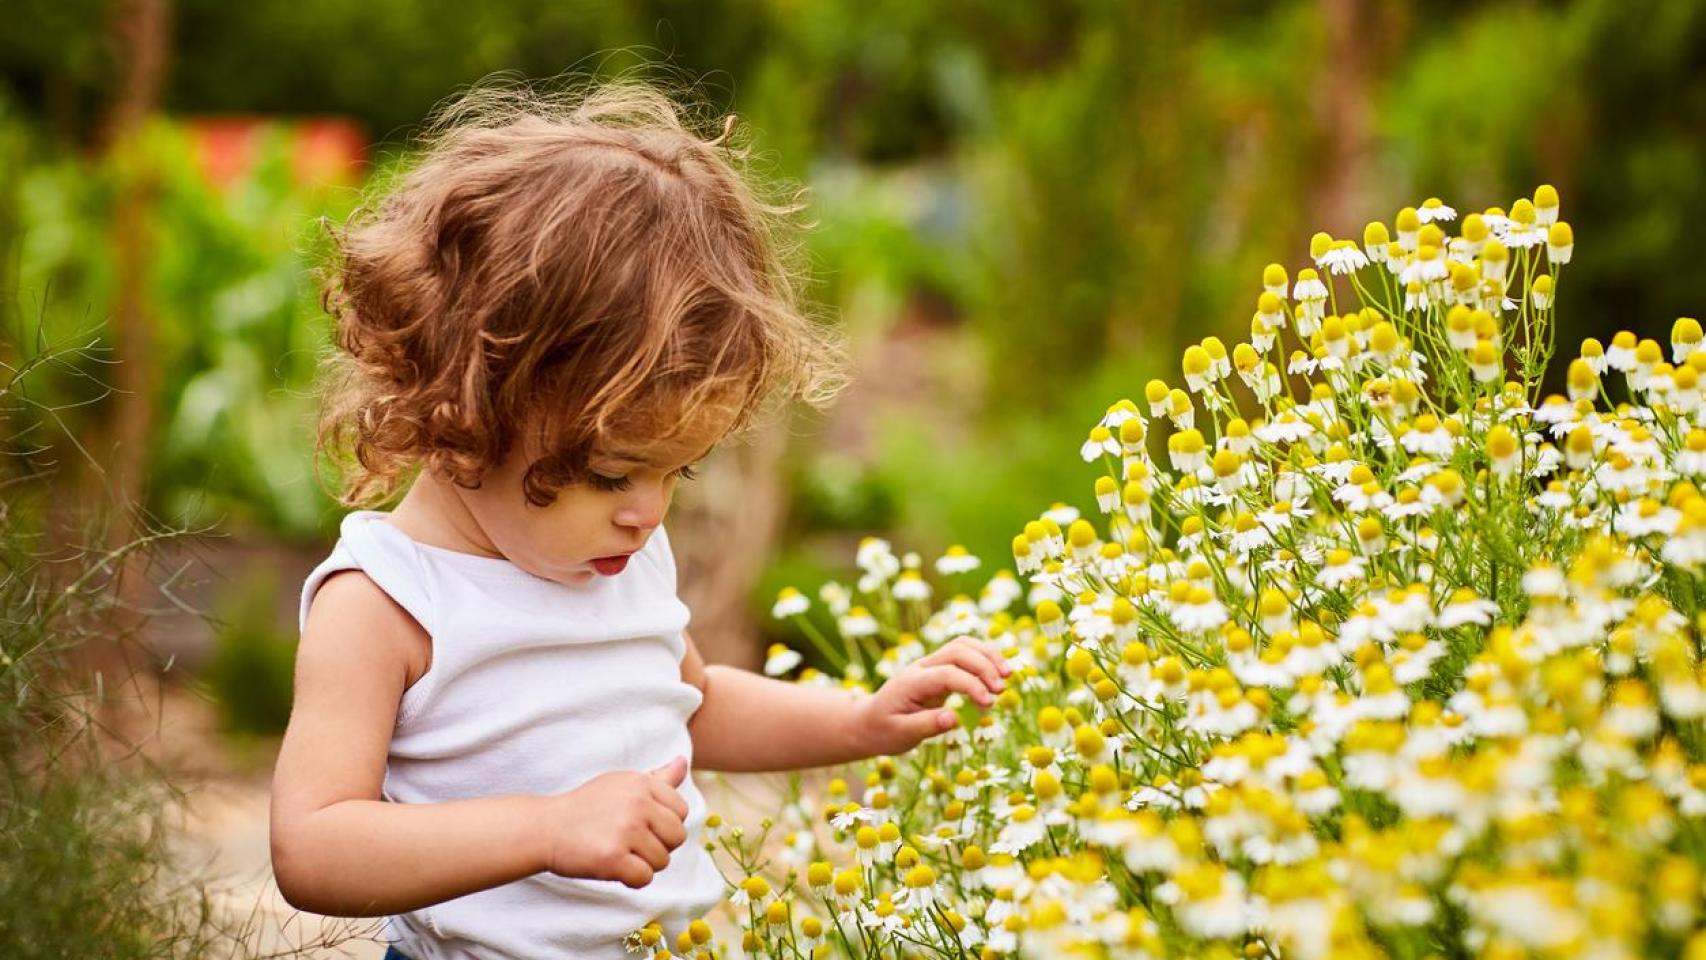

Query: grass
[0,319,353,958]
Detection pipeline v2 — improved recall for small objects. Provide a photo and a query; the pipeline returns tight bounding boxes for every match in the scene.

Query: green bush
[0,324,338,958]
[200,567,297,739]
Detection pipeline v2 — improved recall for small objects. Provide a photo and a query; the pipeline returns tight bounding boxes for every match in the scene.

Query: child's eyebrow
[593,439,719,471]
[594,450,679,470]
[591,452,650,470]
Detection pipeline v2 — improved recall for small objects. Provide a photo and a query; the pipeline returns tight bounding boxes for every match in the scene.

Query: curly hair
[314,77,845,509]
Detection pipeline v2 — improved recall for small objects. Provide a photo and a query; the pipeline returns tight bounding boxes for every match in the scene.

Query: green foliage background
[1,0,1702,628]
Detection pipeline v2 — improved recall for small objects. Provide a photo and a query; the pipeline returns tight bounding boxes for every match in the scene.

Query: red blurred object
[184,115,367,189]
[186,116,259,188]
[292,118,367,186]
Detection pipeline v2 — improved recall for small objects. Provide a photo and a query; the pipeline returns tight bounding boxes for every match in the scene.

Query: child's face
[451,412,730,586]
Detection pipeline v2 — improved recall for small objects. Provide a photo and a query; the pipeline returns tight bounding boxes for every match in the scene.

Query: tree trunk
[74,0,171,714]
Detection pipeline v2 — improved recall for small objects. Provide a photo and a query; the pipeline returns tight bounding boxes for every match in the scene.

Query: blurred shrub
[200,567,297,738]
[2,103,361,541]
[790,452,899,532]
[0,328,252,957]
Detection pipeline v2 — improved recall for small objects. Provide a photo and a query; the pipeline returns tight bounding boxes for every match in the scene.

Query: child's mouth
[590,555,631,576]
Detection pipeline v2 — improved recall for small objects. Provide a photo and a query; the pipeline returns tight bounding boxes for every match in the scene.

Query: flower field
[640,188,1706,959]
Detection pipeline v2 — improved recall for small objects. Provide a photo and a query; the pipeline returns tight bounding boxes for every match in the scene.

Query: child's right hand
[538,756,690,888]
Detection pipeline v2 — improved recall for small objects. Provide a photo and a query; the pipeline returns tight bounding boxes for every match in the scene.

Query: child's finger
[649,755,688,788]
[616,853,656,889]
[648,778,689,821]
[633,830,672,871]
[911,664,995,708]
[975,639,1013,676]
[923,640,1006,693]
[951,636,1012,676]
[648,804,688,850]
[898,707,959,742]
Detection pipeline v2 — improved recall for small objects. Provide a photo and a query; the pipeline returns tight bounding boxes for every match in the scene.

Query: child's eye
[588,472,633,492]
[586,463,697,491]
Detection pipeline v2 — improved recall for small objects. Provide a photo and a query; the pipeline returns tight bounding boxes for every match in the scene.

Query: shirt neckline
[352,510,552,581]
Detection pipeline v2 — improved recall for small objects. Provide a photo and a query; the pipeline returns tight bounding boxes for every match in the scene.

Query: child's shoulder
[300,567,434,691]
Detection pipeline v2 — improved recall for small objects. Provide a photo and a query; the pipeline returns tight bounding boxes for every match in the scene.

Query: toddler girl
[269,80,1011,960]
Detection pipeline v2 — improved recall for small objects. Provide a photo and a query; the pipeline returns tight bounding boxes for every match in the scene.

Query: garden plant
[635,187,1706,959]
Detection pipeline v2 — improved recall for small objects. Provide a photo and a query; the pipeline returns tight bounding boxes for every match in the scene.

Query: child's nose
[613,481,668,531]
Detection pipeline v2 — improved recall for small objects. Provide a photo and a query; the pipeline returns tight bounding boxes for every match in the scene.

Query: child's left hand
[848,638,1012,757]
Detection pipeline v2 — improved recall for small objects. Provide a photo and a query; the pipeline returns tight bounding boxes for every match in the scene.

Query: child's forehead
[590,412,733,467]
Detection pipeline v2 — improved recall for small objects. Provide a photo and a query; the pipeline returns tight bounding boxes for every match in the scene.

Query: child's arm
[271,571,691,917]
[684,633,1010,771]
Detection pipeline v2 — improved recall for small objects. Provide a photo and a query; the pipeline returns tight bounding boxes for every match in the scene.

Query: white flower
[771,587,810,619]
[1615,499,1679,538]
[1044,503,1081,526]
[1320,241,1370,275]
[1400,420,1457,458]
[1293,271,1328,304]
[838,607,879,638]
[1417,197,1457,223]
[1171,592,1230,634]
[1158,866,1253,940]
[855,537,900,580]
[819,581,852,615]
[1438,590,1498,628]
[1255,411,1316,444]
[1081,425,1121,462]
[935,545,982,575]
[990,805,1049,854]
[1318,551,1367,588]
[763,643,803,676]
[1465,882,1587,951]
[893,571,932,602]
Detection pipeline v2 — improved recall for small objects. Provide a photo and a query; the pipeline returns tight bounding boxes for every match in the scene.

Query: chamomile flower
[837,606,879,639]
[819,581,852,616]
[1438,588,1499,628]
[1170,582,1229,634]
[1533,183,1561,225]
[764,643,803,676]
[772,587,810,619]
[1547,222,1574,264]
[1672,317,1704,364]
[1417,197,1457,223]
[1318,548,1367,588]
[856,537,901,580]
[1320,239,1369,275]
[935,544,981,575]
[1157,863,1253,940]
[991,803,1049,854]
[1081,425,1120,462]
[739,191,1706,960]
[890,570,931,602]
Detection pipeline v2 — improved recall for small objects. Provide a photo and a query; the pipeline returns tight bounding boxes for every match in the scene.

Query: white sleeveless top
[297,510,725,959]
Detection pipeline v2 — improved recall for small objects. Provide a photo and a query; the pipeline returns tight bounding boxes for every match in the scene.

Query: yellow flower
[1533,183,1560,223]
[1486,425,1520,477]
[1363,220,1391,257]
[1673,317,1703,364]
[1531,273,1554,310]
[806,860,832,889]
[1547,221,1574,263]
[1183,345,1214,392]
